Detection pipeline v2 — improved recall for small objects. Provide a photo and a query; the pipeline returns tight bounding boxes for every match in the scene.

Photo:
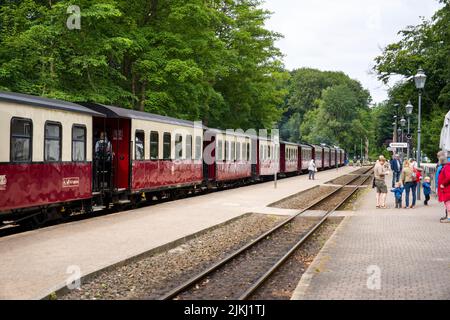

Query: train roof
[83,103,203,128]
[0,91,104,117]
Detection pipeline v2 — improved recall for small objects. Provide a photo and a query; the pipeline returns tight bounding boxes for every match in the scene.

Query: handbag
[372,177,376,188]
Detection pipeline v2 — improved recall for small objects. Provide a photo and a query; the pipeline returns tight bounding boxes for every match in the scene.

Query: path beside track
[292,173,450,300]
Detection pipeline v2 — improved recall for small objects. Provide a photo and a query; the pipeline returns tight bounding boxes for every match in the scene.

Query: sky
[262,0,443,104]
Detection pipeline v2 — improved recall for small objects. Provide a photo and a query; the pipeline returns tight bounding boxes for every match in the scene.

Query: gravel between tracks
[249,217,343,300]
[175,217,321,300]
[59,213,285,300]
[269,186,338,210]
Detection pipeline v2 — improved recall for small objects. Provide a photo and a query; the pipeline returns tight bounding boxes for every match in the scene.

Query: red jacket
[438,163,450,202]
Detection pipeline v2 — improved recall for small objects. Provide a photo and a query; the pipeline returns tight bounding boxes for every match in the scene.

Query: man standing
[390,154,402,188]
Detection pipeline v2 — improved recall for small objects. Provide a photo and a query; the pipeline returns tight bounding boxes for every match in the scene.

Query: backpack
[412,168,421,183]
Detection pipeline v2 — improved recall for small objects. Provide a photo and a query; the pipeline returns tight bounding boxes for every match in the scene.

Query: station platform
[0,166,356,300]
[292,177,450,300]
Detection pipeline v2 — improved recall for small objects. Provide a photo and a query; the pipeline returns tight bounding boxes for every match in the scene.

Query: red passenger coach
[84,104,204,199]
[0,91,101,221]
[300,144,313,172]
[323,146,331,169]
[312,145,323,170]
[257,137,279,177]
[280,142,299,175]
[204,130,253,184]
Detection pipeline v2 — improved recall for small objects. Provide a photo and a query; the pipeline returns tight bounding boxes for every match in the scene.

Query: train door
[203,134,216,182]
[93,117,130,192]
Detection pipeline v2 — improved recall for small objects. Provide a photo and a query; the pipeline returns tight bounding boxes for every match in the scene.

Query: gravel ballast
[269,186,338,210]
[60,213,285,300]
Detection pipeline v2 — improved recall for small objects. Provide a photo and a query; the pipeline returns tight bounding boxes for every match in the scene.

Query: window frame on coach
[10,117,33,163]
[44,120,62,163]
[150,131,159,160]
[71,124,87,162]
[186,134,193,160]
[135,129,145,161]
[163,132,171,160]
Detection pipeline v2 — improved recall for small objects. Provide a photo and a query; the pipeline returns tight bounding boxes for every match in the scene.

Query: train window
[231,140,236,161]
[175,134,183,160]
[72,125,86,162]
[217,140,223,161]
[268,146,271,159]
[44,121,62,162]
[163,132,171,160]
[150,131,159,160]
[186,135,193,160]
[236,142,241,161]
[195,136,202,160]
[225,141,230,161]
[11,117,32,162]
[246,142,250,162]
[135,130,145,160]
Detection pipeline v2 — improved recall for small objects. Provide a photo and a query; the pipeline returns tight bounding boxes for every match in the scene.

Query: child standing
[391,182,404,209]
[423,177,432,206]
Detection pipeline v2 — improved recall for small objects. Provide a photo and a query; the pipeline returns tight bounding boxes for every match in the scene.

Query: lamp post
[405,101,413,159]
[400,117,406,161]
[414,68,427,200]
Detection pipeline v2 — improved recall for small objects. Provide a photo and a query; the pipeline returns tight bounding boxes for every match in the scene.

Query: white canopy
[440,110,450,152]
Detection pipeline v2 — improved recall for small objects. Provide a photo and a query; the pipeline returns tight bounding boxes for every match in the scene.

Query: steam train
[0,91,346,225]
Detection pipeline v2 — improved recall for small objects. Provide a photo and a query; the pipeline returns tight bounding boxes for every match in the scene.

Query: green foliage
[374,1,450,161]
[0,0,286,130]
[280,68,372,156]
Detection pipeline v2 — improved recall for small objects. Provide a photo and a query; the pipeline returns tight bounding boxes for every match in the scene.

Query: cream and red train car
[84,103,205,200]
[0,91,101,222]
[257,137,279,177]
[330,147,337,168]
[312,145,323,170]
[322,146,331,169]
[279,141,298,176]
[204,129,254,185]
[299,144,313,172]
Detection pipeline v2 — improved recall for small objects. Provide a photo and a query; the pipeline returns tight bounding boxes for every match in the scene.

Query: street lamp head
[406,100,414,115]
[400,118,406,127]
[414,68,427,90]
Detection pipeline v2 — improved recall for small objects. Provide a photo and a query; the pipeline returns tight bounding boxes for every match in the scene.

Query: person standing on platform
[438,160,450,223]
[308,159,317,180]
[423,177,432,206]
[374,155,389,209]
[390,154,402,188]
[400,160,417,209]
[436,151,449,221]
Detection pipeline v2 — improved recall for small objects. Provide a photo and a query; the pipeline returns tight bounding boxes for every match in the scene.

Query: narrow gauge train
[0,91,346,226]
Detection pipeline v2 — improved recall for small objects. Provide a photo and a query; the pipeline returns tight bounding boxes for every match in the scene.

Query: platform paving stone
[0,166,356,300]
[292,182,450,300]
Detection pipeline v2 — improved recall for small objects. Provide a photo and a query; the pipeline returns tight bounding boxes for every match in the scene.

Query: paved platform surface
[292,177,450,300]
[0,166,356,300]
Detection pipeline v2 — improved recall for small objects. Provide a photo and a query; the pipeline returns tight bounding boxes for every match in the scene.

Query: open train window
[44,121,62,162]
[175,134,183,160]
[195,136,202,160]
[186,135,192,160]
[72,125,86,162]
[10,117,32,163]
[163,133,171,160]
[150,131,159,160]
[135,130,145,160]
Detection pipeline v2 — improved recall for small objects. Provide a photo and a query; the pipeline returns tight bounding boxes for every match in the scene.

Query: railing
[421,163,438,193]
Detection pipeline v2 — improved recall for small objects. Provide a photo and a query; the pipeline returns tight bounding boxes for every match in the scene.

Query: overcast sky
[263,0,442,104]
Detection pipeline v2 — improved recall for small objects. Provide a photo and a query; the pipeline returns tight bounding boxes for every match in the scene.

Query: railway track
[158,166,373,300]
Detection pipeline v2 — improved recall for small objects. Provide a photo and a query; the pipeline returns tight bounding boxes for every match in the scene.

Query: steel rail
[159,166,373,300]
[238,169,373,300]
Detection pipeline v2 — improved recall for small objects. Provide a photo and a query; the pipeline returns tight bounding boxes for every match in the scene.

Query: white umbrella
[440,110,450,152]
